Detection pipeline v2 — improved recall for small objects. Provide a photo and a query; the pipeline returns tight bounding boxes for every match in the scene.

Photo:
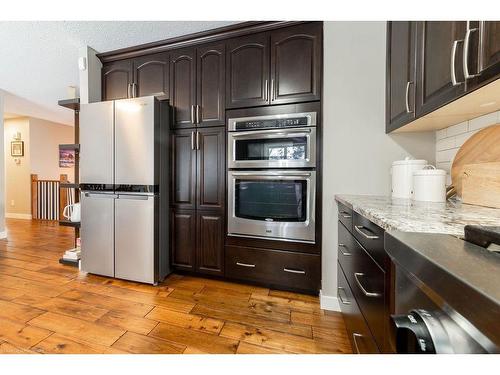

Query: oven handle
[230,128,312,138]
[231,171,312,178]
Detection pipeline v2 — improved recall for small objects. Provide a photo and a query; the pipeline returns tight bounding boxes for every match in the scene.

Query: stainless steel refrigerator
[79,96,170,284]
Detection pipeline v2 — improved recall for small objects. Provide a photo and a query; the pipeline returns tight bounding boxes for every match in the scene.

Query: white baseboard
[0,230,7,239]
[320,290,341,311]
[5,213,32,220]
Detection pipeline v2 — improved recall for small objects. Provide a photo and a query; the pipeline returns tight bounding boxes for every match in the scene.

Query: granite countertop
[335,194,500,237]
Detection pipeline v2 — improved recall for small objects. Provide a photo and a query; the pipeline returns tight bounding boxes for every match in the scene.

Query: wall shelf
[58,220,80,228]
[58,98,80,111]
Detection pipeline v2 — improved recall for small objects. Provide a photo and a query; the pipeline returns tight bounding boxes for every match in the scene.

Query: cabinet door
[133,52,169,98]
[170,209,196,271]
[196,211,224,275]
[270,23,322,104]
[469,21,500,89]
[171,129,196,210]
[170,48,196,128]
[416,21,467,118]
[197,43,225,127]
[102,60,133,100]
[226,32,270,108]
[196,127,225,211]
[386,22,417,133]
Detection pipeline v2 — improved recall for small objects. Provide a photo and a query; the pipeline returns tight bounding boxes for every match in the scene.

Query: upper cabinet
[386,21,500,133]
[170,42,226,129]
[415,21,467,118]
[270,22,322,104]
[226,22,323,109]
[102,60,133,101]
[102,54,169,101]
[386,22,417,132]
[226,32,270,108]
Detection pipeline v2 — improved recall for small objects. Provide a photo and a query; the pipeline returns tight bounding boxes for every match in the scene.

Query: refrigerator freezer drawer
[114,194,156,284]
[80,192,115,277]
[80,101,114,185]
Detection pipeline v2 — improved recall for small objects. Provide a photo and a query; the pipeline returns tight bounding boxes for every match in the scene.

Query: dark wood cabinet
[196,127,225,210]
[270,22,322,104]
[226,32,270,108]
[171,209,196,271]
[170,127,225,276]
[196,211,224,275]
[469,21,500,89]
[170,48,197,129]
[102,60,133,100]
[197,43,226,127]
[171,129,196,210]
[133,53,169,98]
[415,21,467,118]
[386,22,417,132]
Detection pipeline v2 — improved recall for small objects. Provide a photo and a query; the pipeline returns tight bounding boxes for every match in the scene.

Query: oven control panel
[235,117,309,130]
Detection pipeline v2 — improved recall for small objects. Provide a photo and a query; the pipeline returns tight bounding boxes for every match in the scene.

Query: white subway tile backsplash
[436,161,452,173]
[436,137,455,151]
[436,148,458,163]
[436,128,447,140]
[468,111,499,131]
[445,121,468,137]
[455,130,478,148]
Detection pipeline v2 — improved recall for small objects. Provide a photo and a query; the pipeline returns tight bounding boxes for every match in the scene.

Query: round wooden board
[451,124,500,197]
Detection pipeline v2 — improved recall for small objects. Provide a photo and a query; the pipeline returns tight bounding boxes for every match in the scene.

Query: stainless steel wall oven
[227,110,318,243]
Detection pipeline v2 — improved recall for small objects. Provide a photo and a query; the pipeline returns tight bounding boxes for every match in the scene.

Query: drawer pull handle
[236,262,255,268]
[283,268,306,275]
[354,272,381,298]
[339,211,351,219]
[337,287,350,305]
[354,225,379,240]
[352,333,363,354]
[338,243,351,256]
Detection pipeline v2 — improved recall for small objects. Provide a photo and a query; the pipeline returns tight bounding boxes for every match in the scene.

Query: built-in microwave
[228,112,317,169]
[227,170,316,243]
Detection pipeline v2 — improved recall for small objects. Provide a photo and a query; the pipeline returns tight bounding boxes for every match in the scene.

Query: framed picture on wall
[59,149,75,168]
[11,141,24,157]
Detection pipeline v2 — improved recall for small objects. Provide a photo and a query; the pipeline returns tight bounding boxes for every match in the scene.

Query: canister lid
[392,157,428,166]
[413,168,446,176]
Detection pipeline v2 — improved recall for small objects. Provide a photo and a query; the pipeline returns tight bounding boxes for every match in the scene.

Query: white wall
[321,22,436,305]
[0,91,5,237]
[436,110,500,185]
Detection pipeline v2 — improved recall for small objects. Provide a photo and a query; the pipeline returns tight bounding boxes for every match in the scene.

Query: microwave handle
[230,128,312,138]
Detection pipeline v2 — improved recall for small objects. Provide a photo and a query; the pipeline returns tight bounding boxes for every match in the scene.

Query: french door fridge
[79,96,169,284]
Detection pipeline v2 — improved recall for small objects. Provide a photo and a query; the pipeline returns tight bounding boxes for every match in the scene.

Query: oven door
[228,127,316,169]
[228,170,316,243]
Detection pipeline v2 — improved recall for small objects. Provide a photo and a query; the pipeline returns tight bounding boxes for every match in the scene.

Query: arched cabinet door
[226,32,270,109]
[197,43,225,127]
[270,22,322,105]
[133,52,169,98]
[170,48,196,129]
[102,60,133,100]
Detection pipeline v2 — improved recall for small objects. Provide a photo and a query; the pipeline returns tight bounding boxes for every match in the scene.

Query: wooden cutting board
[462,162,500,208]
[451,124,500,197]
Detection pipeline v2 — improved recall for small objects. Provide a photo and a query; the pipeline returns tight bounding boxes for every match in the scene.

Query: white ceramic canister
[412,167,447,202]
[391,157,428,199]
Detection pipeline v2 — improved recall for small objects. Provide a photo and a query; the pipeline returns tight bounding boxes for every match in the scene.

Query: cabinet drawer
[338,264,380,354]
[338,222,355,276]
[337,202,353,231]
[352,211,386,269]
[225,245,320,292]
[348,239,385,351]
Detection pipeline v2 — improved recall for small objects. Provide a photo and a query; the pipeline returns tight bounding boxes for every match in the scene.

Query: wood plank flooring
[0,219,352,354]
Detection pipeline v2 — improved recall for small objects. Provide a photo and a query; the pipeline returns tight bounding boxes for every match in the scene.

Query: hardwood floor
[0,219,352,354]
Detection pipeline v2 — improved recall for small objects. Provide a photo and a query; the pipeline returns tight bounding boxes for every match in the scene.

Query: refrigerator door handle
[83,192,117,199]
[117,194,150,200]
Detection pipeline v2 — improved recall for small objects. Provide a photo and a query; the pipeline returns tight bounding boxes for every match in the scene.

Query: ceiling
[0,21,238,125]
